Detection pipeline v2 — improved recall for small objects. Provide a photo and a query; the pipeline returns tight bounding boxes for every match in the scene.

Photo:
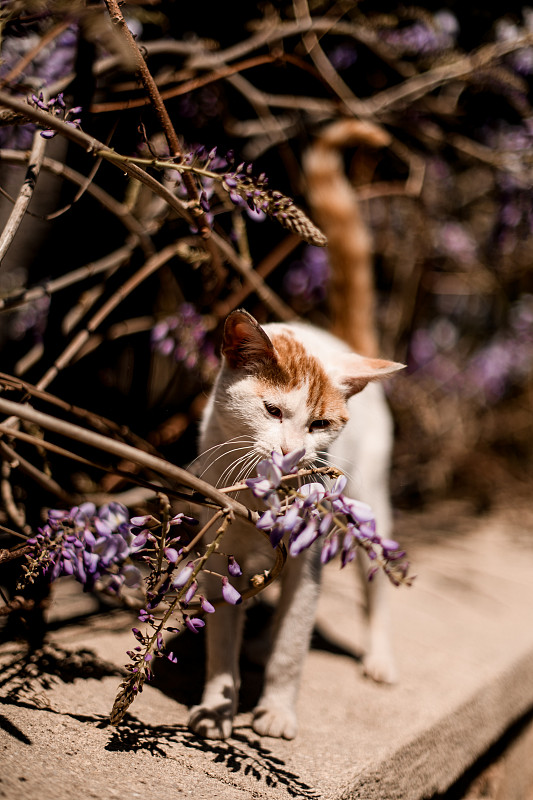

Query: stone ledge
[1,506,533,800]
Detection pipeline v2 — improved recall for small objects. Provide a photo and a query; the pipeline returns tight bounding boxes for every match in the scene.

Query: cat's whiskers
[216,448,257,488]
[189,436,255,474]
[200,447,251,479]
[197,440,255,481]
[227,451,263,500]
[316,450,356,485]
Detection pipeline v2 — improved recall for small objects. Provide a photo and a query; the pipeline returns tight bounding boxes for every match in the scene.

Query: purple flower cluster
[378,11,458,58]
[21,502,141,593]
[27,91,82,139]
[0,24,78,148]
[246,450,411,585]
[479,121,533,252]
[151,302,218,381]
[283,245,331,310]
[154,143,327,246]
[221,165,327,246]
[407,294,533,405]
[162,144,232,220]
[111,506,244,724]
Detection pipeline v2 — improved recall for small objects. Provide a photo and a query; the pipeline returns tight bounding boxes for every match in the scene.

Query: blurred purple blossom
[283,245,330,308]
[327,42,358,70]
[151,303,218,381]
[172,561,195,589]
[378,12,457,57]
[9,295,50,343]
[200,596,216,614]
[0,24,79,148]
[184,615,205,634]
[408,295,533,405]
[227,555,242,577]
[221,576,242,605]
[435,222,478,264]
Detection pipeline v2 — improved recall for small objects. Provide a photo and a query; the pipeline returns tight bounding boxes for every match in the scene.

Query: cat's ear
[332,354,405,398]
[222,309,276,369]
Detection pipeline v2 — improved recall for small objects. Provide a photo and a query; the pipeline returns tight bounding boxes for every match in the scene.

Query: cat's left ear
[332,354,405,398]
[222,309,276,370]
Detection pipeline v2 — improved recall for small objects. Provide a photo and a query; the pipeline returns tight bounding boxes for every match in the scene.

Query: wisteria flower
[184,615,205,634]
[221,577,242,605]
[172,561,195,589]
[247,450,411,586]
[20,503,142,593]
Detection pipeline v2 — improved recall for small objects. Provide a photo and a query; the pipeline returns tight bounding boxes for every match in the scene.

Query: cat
[188,120,402,741]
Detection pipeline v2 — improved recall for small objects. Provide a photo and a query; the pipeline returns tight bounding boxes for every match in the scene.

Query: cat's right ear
[222,309,276,369]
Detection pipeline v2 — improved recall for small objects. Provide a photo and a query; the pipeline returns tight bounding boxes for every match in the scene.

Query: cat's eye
[264,402,282,419]
[309,419,330,432]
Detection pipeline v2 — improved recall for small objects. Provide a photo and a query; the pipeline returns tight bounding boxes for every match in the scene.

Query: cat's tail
[302,119,390,357]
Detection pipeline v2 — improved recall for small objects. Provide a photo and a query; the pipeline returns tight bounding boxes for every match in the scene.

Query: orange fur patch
[257,332,349,426]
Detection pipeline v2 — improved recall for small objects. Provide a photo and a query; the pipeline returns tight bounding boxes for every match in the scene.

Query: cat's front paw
[363,649,397,684]
[188,703,234,740]
[252,704,298,739]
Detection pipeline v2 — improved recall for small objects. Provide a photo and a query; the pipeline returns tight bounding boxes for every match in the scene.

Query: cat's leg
[188,593,245,739]
[335,388,398,684]
[252,545,321,739]
[355,461,397,684]
[357,552,397,684]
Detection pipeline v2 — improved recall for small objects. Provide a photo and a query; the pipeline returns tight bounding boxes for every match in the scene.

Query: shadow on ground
[0,635,324,799]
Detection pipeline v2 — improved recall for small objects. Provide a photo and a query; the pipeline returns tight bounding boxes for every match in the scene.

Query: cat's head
[216,309,403,465]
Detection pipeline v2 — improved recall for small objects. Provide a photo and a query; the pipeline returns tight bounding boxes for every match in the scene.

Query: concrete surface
[1,503,533,800]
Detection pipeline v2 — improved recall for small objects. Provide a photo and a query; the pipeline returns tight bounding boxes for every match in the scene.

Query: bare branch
[0,128,47,266]
[0,396,258,525]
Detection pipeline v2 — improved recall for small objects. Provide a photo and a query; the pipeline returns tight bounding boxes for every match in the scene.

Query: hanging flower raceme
[20,502,142,593]
[246,451,412,587]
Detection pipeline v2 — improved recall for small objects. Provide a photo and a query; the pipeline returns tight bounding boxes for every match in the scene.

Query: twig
[293,0,368,117]
[0,90,195,226]
[213,234,301,319]
[218,465,338,495]
[0,440,73,504]
[211,231,297,322]
[0,148,154,255]
[0,240,137,313]
[226,72,297,156]
[0,127,47,266]
[0,372,162,456]
[0,458,27,531]
[0,421,182,502]
[103,0,207,228]
[104,0,181,158]
[0,397,259,526]
[33,241,184,393]
[364,33,533,115]
[0,420,223,511]
[90,53,280,114]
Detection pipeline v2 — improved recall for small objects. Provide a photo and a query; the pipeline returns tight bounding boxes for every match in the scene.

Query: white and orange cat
[188,120,402,740]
